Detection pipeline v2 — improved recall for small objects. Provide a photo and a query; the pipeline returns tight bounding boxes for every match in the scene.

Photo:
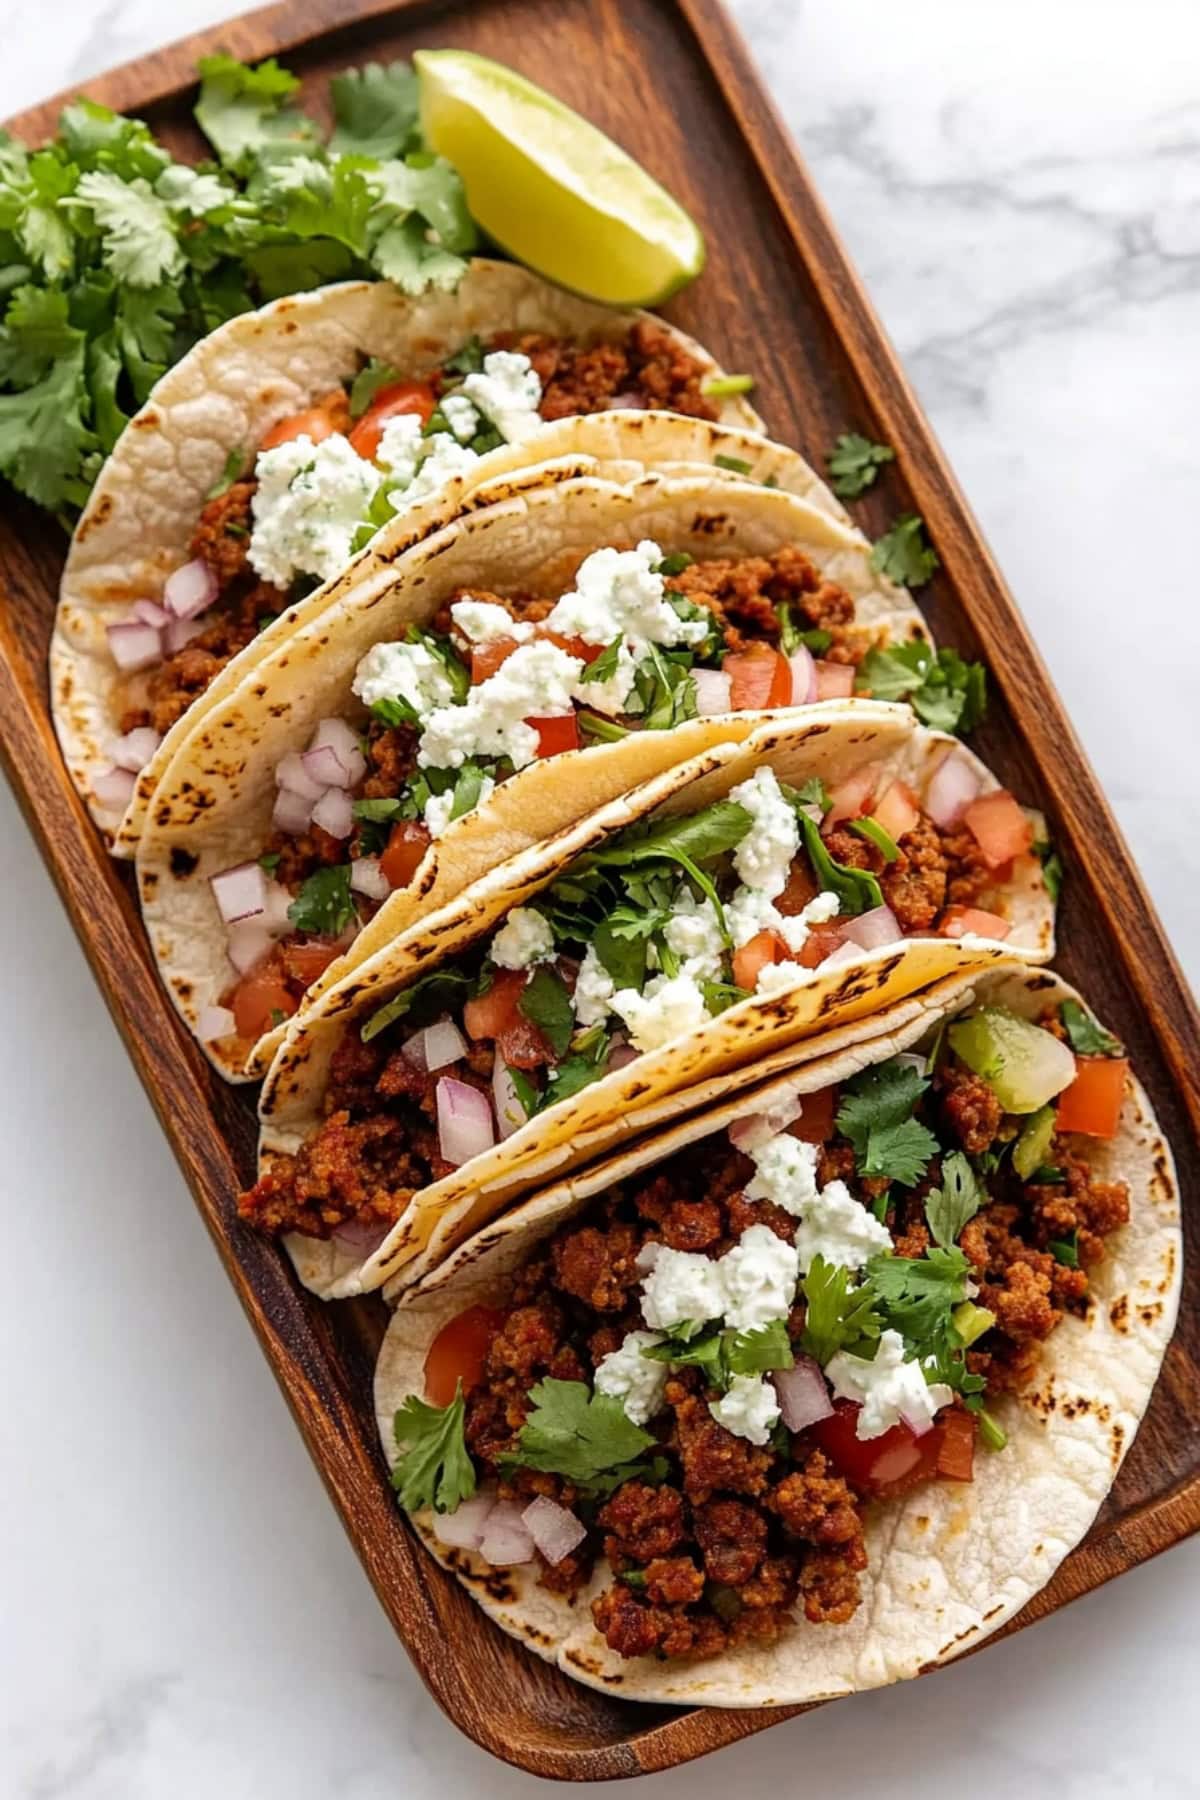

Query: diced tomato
[797,926,846,968]
[871,779,920,843]
[813,659,855,701]
[231,967,298,1040]
[811,1399,942,1497]
[788,1083,836,1144]
[528,713,580,758]
[939,905,1011,941]
[259,399,344,451]
[423,1304,506,1406]
[1056,1055,1129,1139]
[471,636,521,684]
[732,929,788,991]
[380,820,432,890]
[776,859,820,916]
[347,380,437,461]
[539,628,604,665]
[936,1409,976,1482]
[280,938,346,986]
[824,763,881,831]
[962,789,1033,869]
[497,1014,553,1071]
[725,644,792,711]
[463,966,528,1042]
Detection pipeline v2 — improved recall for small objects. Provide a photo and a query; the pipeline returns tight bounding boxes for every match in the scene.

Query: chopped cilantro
[1059,999,1123,1058]
[361,967,474,1043]
[700,979,750,1016]
[978,1408,1008,1453]
[700,373,755,397]
[633,644,699,731]
[498,1378,657,1494]
[864,1246,972,1347]
[391,1384,476,1514]
[849,815,900,862]
[777,602,833,658]
[836,1059,937,1188]
[205,445,245,500]
[517,965,575,1058]
[287,864,355,936]
[654,551,693,576]
[826,432,895,498]
[800,1255,883,1367]
[1033,839,1064,903]
[579,635,624,685]
[796,809,883,916]
[714,452,753,474]
[789,775,832,815]
[258,850,281,874]
[592,920,647,991]
[349,356,403,417]
[856,640,987,735]
[644,1319,793,1389]
[442,334,485,376]
[870,514,939,588]
[1050,1231,1080,1269]
[925,1151,985,1248]
[507,1065,539,1116]
[727,1319,794,1377]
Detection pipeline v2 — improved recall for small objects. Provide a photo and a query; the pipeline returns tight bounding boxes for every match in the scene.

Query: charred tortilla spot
[169,846,199,879]
[1110,1423,1125,1465]
[1138,1301,1163,1325]
[1025,973,1057,991]
[130,411,159,431]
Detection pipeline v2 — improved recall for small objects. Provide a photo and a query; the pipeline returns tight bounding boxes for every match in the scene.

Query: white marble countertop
[2,2,1196,1794]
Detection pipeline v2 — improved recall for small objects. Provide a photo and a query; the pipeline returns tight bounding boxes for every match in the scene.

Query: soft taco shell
[256,705,1053,1299]
[136,473,926,1080]
[52,258,769,850]
[374,966,1181,1707]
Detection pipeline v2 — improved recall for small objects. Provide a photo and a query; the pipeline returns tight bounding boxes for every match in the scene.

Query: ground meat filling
[823,813,996,932]
[671,546,861,661]
[491,320,720,422]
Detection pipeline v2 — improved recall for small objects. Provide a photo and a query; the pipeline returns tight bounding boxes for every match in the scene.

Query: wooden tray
[3,0,1197,1777]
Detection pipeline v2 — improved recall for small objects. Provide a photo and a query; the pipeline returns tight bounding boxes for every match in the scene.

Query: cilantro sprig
[498,1378,664,1496]
[826,432,895,498]
[391,1383,476,1514]
[856,641,987,735]
[835,1059,938,1188]
[1059,999,1123,1058]
[870,514,939,588]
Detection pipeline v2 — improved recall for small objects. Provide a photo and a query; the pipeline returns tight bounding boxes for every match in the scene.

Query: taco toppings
[237,762,1029,1219]
[383,996,1131,1662]
[102,323,722,797]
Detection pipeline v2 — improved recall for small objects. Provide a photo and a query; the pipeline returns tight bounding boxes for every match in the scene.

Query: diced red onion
[350,856,390,901]
[261,880,295,937]
[401,1030,428,1073]
[521,1496,587,1565]
[131,599,170,628]
[820,939,863,968]
[692,667,733,716]
[814,660,855,701]
[424,1017,467,1072]
[276,751,327,801]
[108,726,161,772]
[163,614,206,655]
[773,1357,834,1432]
[312,717,367,786]
[900,1406,935,1440]
[331,1216,391,1254]
[924,749,982,829]
[607,392,647,410]
[787,646,817,705]
[271,785,314,835]
[106,619,162,672]
[197,1004,236,1043]
[729,1091,804,1152]
[431,1491,497,1551]
[92,764,138,809]
[210,860,266,924]
[478,1500,536,1566]
[301,743,354,790]
[606,1041,641,1071]
[437,1076,495,1167]
[492,1059,528,1139]
[163,557,218,620]
[839,905,903,951]
[311,786,354,839]
[226,921,274,975]
[824,763,880,831]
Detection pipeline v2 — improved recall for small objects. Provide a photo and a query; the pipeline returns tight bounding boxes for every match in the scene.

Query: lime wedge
[415,49,705,307]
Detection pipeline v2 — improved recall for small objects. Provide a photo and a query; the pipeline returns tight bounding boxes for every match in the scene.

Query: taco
[239,704,1055,1299]
[135,471,927,1079]
[51,258,775,850]
[373,966,1180,1707]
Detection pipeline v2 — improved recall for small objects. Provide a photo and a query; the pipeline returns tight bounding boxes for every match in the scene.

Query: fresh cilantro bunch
[0,57,476,515]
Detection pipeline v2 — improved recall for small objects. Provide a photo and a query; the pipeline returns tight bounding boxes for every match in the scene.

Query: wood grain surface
[2,0,1196,1778]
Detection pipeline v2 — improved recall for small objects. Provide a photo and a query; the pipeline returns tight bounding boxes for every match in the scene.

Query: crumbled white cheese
[726,885,842,955]
[250,434,382,588]
[373,413,424,483]
[573,943,616,1027]
[594,1330,668,1426]
[461,350,543,441]
[802,891,840,925]
[418,640,583,771]
[826,1329,953,1440]
[728,767,800,900]
[398,433,480,506]
[353,637,457,718]
[755,959,807,998]
[440,392,482,443]
[490,905,555,970]
[663,888,725,982]
[709,1373,781,1446]
[638,1242,728,1332]
[611,970,710,1054]
[450,598,534,646]
[792,1178,893,1273]
[718,1224,800,1332]
[546,539,709,658]
[744,1135,821,1217]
